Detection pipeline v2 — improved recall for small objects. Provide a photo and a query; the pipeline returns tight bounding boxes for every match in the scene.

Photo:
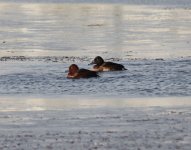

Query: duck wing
[78,69,99,78]
[102,62,127,71]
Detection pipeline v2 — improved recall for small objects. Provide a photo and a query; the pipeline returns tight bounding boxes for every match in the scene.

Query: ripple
[0,57,190,97]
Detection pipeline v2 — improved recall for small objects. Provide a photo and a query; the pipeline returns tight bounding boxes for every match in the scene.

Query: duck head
[67,64,79,77]
[89,56,104,66]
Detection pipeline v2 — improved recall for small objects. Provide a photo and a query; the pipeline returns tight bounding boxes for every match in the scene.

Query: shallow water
[0,57,191,97]
[0,2,191,99]
[1,96,191,111]
[0,3,191,59]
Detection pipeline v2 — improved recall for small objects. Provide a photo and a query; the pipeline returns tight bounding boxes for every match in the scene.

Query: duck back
[102,62,126,71]
[77,69,99,78]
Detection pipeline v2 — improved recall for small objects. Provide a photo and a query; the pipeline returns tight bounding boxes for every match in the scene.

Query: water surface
[0,2,191,102]
[0,3,191,58]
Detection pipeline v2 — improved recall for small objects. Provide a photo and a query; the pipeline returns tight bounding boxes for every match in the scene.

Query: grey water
[0,57,191,97]
[0,1,191,98]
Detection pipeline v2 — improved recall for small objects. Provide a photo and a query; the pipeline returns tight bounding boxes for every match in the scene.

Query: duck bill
[88,61,95,65]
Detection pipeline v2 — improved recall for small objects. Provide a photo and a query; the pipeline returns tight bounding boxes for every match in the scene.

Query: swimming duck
[89,56,127,71]
[67,64,99,79]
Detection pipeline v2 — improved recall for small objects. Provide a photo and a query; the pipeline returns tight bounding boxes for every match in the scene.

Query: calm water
[0,2,191,98]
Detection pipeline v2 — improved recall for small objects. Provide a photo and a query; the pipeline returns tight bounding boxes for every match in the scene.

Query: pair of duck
[67,56,126,79]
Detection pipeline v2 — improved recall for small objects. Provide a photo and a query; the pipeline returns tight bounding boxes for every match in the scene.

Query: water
[0,2,191,98]
[1,3,191,58]
[1,0,191,5]
[0,57,191,97]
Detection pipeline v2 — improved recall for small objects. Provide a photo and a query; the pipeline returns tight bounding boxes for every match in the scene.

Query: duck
[89,56,127,71]
[67,64,99,79]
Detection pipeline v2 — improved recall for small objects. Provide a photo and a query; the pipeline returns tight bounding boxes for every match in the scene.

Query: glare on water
[0,2,191,106]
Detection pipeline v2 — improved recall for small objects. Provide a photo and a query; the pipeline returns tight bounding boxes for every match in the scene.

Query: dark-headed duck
[67,64,99,79]
[89,56,127,71]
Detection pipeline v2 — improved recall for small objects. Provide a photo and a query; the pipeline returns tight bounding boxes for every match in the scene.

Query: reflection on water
[0,3,191,59]
[1,96,191,111]
[0,2,191,104]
